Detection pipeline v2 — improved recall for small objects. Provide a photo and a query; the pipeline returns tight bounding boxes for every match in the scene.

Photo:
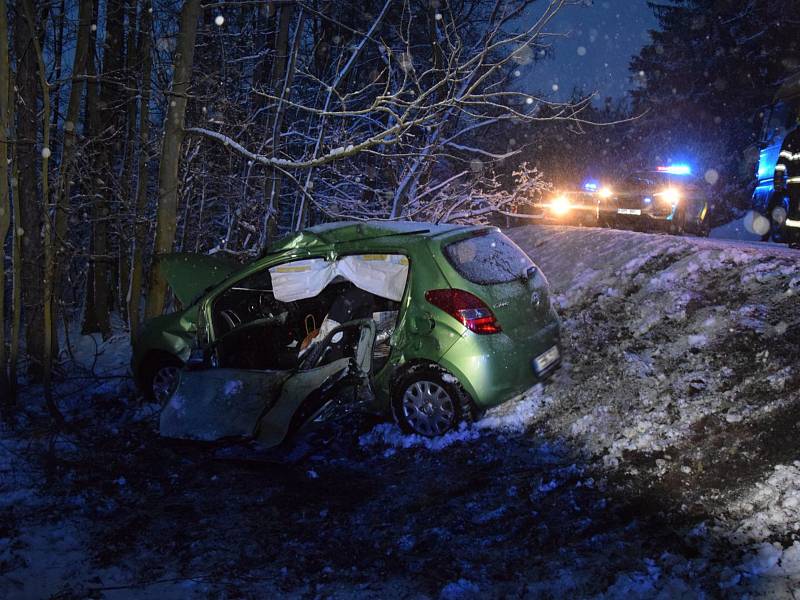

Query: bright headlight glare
[599,187,613,199]
[662,188,681,204]
[551,195,571,215]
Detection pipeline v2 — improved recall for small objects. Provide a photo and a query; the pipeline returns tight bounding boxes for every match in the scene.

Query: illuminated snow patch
[359,422,480,452]
[359,387,550,452]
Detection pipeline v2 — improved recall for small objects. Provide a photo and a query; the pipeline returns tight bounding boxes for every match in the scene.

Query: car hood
[159,253,241,305]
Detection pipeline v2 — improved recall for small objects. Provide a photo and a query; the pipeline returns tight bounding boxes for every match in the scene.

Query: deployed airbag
[269,254,408,303]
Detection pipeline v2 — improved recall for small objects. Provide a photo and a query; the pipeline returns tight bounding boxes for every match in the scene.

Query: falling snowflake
[551,84,559,92]
[577,46,587,56]
[525,97,533,105]
[41,147,51,159]
[743,211,770,236]
[214,15,225,26]
[510,43,533,66]
[704,169,719,185]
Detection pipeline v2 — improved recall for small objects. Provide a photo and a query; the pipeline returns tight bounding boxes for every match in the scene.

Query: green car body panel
[131,221,561,411]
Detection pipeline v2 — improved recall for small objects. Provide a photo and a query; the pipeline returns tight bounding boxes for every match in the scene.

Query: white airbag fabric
[269,254,409,303]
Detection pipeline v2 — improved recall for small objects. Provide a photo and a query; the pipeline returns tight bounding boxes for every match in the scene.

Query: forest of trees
[1,0,799,407]
[0,0,589,406]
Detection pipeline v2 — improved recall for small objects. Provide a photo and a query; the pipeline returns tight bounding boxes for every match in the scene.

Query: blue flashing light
[583,180,599,192]
[644,197,653,204]
[657,164,692,176]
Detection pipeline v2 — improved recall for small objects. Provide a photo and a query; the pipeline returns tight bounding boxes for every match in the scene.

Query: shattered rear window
[444,231,534,285]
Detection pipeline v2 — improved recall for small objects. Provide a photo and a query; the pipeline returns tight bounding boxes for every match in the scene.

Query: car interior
[209,269,399,373]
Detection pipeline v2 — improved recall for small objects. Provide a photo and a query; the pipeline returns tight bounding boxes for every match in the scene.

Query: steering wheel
[220,309,241,332]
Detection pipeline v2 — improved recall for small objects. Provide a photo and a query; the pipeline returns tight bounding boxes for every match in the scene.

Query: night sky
[519,0,659,102]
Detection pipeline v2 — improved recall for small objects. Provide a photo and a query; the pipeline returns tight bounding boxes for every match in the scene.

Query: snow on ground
[2,224,800,598]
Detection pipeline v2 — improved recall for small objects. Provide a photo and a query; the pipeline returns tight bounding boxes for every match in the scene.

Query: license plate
[617,208,641,215]
[533,346,560,374]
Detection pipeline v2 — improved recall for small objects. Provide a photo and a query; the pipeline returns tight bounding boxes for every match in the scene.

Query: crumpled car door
[256,320,376,447]
[160,320,375,448]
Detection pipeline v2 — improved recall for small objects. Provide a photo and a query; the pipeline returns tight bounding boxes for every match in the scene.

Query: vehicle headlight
[551,195,571,215]
[599,187,613,199]
[661,188,681,205]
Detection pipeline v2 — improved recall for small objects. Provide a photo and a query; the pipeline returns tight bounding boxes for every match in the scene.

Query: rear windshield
[444,231,534,285]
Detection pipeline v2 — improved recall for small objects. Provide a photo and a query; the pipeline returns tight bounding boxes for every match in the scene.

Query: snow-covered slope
[507,225,800,592]
[509,226,800,458]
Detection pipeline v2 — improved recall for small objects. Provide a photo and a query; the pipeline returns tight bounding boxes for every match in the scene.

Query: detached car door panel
[160,321,376,448]
[160,369,288,441]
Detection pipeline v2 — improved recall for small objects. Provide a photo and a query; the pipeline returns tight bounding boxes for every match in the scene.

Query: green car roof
[267,220,488,254]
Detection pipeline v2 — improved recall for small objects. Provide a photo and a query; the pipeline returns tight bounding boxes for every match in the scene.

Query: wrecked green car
[132,221,561,442]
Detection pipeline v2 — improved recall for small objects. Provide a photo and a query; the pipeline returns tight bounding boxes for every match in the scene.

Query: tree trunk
[81,0,100,336]
[8,65,21,397]
[22,0,59,416]
[127,0,153,340]
[118,0,140,327]
[49,0,66,157]
[145,0,201,320]
[54,0,92,344]
[14,0,47,382]
[262,4,300,248]
[82,0,126,338]
[0,0,10,401]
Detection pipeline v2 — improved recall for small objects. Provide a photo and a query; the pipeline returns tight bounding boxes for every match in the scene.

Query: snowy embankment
[508,225,800,590]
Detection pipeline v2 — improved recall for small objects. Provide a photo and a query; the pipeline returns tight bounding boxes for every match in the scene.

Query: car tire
[391,366,474,437]
[140,353,183,405]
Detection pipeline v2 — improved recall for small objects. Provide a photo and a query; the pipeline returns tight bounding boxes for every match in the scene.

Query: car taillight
[424,289,502,334]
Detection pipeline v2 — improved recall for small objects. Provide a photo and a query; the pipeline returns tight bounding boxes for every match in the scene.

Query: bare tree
[145,0,202,320]
[53,0,92,340]
[82,0,126,338]
[128,0,154,339]
[22,0,60,417]
[14,0,48,382]
[0,0,10,401]
[187,0,579,239]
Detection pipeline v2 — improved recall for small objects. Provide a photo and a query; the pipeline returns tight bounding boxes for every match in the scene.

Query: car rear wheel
[391,367,473,437]
[141,353,183,405]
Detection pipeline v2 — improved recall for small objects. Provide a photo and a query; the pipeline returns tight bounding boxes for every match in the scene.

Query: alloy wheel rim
[153,366,180,406]
[401,380,456,437]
